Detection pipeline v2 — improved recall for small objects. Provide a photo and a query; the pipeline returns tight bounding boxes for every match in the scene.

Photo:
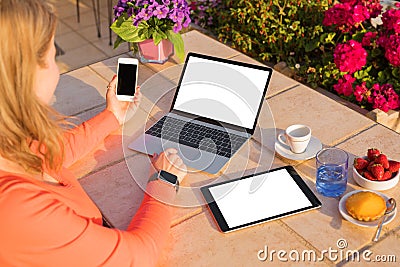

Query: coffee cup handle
[277,133,289,146]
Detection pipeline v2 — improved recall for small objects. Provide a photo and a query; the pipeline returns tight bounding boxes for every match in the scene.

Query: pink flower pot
[137,39,174,64]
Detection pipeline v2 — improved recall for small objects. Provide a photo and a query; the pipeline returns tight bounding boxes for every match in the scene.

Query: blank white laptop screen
[172,56,271,129]
[208,168,313,228]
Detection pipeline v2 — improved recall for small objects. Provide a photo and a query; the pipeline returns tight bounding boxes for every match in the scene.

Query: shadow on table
[53,75,107,124]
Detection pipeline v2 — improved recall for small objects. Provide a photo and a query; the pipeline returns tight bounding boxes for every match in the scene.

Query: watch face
[160,170,178,184]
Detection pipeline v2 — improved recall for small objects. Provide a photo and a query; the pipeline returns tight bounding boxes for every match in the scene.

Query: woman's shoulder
[0,173,52,215]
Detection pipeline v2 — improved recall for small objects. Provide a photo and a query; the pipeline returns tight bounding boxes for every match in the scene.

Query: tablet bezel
[200,166,321,233]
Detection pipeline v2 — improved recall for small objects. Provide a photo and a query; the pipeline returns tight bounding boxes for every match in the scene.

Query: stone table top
[54,30,400,266]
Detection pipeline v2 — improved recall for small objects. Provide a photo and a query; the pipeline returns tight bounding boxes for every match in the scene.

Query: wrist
[148,170,179,193]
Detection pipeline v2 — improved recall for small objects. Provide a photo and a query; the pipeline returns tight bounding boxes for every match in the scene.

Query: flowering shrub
[190,0,400,113]
[189,0,220,28]
[111,0,192,61]
[190,0,331,64]
[307,0,400,112]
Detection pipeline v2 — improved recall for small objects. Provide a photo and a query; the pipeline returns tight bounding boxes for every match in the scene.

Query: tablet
[201,166,321,233]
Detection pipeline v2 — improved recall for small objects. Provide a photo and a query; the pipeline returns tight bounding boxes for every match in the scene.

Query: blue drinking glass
[316,147,349,197]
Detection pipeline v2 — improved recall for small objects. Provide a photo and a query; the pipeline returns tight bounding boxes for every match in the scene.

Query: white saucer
[338,190,397,228]
[274,135,322,161]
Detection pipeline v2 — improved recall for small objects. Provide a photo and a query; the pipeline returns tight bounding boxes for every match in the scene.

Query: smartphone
[116,58,139,101]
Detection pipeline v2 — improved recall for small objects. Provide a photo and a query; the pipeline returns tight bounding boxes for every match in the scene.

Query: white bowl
[352,165,399,191]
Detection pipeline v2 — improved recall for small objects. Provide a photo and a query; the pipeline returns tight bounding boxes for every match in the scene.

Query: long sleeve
[0,175,176,267]
[62,109,120,168]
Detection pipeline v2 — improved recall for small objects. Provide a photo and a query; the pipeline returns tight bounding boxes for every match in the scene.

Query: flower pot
[137,39,174,64]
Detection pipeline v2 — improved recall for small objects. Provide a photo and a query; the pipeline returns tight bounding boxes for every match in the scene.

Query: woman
[0,0,186,266]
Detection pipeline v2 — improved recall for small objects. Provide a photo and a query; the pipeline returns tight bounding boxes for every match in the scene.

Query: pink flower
[323,0,381,32]
[354,82,368,102]
[368,83,400,112]
[381,8,400,34]
[361,31,377,47]
[323,3,354,32]
[352,4,370,24]
[333,74,355,96]
[382,35,400,67]
[334,40,367,73]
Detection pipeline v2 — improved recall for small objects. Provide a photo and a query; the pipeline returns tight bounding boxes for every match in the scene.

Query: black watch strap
[148,170,179,192]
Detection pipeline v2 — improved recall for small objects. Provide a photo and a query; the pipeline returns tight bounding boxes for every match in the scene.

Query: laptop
[128,52,272,174]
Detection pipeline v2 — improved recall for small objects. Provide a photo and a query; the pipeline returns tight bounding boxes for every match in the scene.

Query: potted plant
[111,0,191,64]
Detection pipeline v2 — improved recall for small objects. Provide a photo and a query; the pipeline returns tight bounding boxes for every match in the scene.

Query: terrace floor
[53,0,130,73]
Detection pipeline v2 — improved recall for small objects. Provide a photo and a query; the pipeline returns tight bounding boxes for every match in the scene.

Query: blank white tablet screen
[208,169,312,228]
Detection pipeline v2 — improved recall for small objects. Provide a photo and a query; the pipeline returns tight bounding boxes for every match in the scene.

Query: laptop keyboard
[145,116,248,158]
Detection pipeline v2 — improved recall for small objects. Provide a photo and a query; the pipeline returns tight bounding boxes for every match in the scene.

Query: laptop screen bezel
[169,52,272,135]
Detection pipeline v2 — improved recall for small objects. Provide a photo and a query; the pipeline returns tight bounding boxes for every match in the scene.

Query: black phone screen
[117,63,137,96]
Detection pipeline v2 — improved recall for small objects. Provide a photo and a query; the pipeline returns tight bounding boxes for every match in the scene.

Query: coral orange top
[0,110,175,267]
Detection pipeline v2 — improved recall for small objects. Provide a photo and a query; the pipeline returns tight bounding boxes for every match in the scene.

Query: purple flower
[154,5,169,19]
[173,22,182,33]
[169,10,185,22]
[138,8,153,21]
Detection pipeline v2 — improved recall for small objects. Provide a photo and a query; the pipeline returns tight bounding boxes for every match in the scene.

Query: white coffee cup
[277,124,311,154]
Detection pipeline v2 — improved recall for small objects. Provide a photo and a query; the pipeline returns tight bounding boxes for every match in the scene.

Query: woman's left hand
[106,75,142,125]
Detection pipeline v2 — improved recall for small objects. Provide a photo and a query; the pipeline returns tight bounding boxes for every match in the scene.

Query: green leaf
[304,38,319,52]
[110,16,145,43]
[113,35,125,49]
[167,30,185,62]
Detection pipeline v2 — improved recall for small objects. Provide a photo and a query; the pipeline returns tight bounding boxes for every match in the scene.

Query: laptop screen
[172,54,272,130]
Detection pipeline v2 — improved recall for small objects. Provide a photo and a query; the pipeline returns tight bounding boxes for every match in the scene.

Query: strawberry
[375,154,389,169]
[353,157,369,170]
[388,160,400,173]
[367,148,380,161]
[370,164,384,180]
[367,161,375,172]
[381,171,393,181]
[363,171,376,181]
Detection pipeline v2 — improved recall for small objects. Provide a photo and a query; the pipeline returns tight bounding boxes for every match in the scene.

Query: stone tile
[55,43,108,72]
[158,211,330,266]
[53,66,108,116]
[79,155,146,230]
[230,53,268,67]
[92,36,130,57]
[182,30,240,58]
[53,1,84,19]
[56,61,71,74]
[55,31,90,51]
[55,20,73,37]
[267,71,299,98]
[61,9,103,31]
[221,139,287,180]
[257,84,375,147]
[75,17,111,42]
[138,73,178,120]
[338,232,400,266]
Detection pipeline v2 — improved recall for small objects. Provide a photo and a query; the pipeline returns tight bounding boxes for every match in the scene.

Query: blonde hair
[0,0,65,174]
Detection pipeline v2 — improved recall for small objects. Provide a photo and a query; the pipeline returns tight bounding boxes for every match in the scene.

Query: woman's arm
[62,76,141,168]
[62,109,120,168]
[0,176,175,267]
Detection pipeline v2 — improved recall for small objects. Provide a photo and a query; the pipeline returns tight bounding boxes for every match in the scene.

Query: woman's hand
[106,75,142,125]
[150,148,187,183]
